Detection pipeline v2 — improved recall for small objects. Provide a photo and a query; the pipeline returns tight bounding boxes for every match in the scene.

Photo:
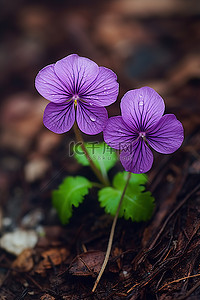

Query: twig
[25,274,43,291]
[158,273,200,291]
[176,280,200,300]
[92,172,132,292]
[148,182,200,250]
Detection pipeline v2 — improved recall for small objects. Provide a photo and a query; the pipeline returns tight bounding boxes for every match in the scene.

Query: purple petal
[54,54,99,95]
[35,64,72,103]
[120,87,165,132]
[120,139,154,174]
[146,114,184,154]
[80,67,119,106]
[43,101,75,134]
[76,102,108,135]
[103,116,138,150]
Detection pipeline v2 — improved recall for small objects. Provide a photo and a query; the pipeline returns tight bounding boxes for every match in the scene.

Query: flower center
[72,95,79,107]
[139,132,146,138]
[139,131,149,146]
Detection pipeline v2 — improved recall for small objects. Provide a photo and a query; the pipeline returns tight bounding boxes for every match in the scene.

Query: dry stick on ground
[148,182,200,251]
[132,164,188,268]
[158,273,200,292]
[92,172,132,293]
[176,279,200,300]
[73,121,109,187]
[127,183,200,295]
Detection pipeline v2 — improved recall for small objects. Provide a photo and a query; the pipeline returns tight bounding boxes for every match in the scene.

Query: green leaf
[52,176,92,224]
[98,172,155,222]
[73,142,117,177]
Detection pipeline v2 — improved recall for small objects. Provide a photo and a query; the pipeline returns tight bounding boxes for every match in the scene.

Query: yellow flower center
[72,95,79,107]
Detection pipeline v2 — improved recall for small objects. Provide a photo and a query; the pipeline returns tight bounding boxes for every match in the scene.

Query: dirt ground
[0,0,200,299]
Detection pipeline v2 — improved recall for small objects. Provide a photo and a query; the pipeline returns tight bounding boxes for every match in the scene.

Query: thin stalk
[73,122,109,187]
[91,182,105,189]
[92,172,132,292]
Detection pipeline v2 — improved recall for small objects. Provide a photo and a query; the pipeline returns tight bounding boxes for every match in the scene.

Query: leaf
[69,250,105,276]
[52,176,92,224]
[98,172,155,222]
[73,142,117,177]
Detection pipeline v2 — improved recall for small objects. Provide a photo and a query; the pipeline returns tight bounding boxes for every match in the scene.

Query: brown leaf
[113,247,123,270]
[40,294,55,300]
[69,250,105,277]
[35,248,69,274]
[12,249,34,272]
[37,131,61,155]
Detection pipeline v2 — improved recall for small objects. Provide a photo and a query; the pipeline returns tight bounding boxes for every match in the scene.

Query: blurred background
[0,0,200,228]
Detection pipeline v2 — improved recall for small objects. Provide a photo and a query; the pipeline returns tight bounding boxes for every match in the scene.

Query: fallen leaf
[113,247,123,270]
[35,248,69,274]
[12,249,34,272]
[40,294,55,300]
[37,131,61,155]
[69,250,105,277]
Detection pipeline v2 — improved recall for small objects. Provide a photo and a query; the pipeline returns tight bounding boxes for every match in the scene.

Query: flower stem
[92,172,132,292]
[73,122,110,187]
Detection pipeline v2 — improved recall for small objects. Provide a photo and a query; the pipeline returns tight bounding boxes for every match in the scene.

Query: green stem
[91,182,104,189]
[92,172,132,292]
[73,122,110,187]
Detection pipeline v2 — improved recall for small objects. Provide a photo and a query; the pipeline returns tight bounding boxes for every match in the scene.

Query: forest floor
[0,1,200,299]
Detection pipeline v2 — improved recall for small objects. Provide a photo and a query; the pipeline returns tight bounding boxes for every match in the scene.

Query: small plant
[35,54,184,291]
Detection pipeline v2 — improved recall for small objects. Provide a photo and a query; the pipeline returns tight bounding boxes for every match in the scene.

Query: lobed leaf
[73,142,118,177]
[52,176,92,224]
[98,172,154,222]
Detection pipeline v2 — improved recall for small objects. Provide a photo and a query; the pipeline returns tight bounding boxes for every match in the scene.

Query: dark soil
[0,1,200,299]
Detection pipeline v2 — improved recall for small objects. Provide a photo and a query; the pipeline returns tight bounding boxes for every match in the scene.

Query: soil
[0,1,200,299]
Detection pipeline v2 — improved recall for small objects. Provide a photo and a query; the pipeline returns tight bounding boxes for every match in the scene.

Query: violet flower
[104,87,184,174]
[35,54,119,135]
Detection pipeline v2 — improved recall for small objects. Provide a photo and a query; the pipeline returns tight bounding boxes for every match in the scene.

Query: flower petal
[76,102,108,135]
[43,101,75,134]
[35,64,72,103]
[120,87,165,132]
[103,116,138,150]
[80,67,119,106]
[120,139,154,174]
[146,114,184,154]
[55,54,99,95]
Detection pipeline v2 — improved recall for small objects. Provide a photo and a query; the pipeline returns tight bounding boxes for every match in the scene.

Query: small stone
[2,217,12,228]
[21,209,44,228]
[24,156,51,182]
[0,229,38,256]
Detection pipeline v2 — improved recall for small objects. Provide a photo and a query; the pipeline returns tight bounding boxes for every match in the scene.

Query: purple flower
[35,54,119,135]
[104,87,184,174]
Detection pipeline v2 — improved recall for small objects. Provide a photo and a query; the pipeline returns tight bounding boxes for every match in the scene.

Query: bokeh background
[1,0,200,298]
[1,0,200,249]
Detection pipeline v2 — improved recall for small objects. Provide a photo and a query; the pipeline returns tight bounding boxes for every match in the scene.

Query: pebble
[24,156,51,182]
[0,229,38,256]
